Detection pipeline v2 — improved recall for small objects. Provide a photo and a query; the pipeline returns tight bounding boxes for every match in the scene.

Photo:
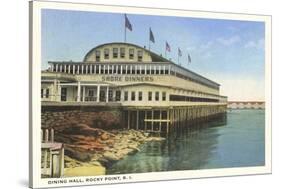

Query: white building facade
[41,42,227,107]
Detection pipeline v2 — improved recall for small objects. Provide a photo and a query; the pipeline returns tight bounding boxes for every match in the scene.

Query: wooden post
[159,110,162,133]
[136,110,139,130]
[52,153,58,177]
[151,110,154,132]
[127,110,130,129]
[43,149,48,170]
[172,109,175,128]
[167,109,170,134]
[59,146,64,177]
[49,150,53,176]
[45,129,49,142]
[177,109,180,128]
[144,110,147,131]
[50,128,54,142]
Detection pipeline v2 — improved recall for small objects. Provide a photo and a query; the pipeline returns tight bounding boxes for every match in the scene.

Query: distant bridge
[227,101,265,109]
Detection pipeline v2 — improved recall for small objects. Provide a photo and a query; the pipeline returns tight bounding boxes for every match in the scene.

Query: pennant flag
[149,28,155,43]
[125,14,132,31]
[166,41,171,52]
[188,54,192,63]
[178,48,182,57]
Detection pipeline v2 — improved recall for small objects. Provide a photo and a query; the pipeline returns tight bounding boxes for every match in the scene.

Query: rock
[128,144,141,152]
[103,151,121,161]
[64,147,92,162]
[115,148,135,157]
[145,137,165,142]
[100,133,109,140]
[89,161,103,167]
[143,132,150,137]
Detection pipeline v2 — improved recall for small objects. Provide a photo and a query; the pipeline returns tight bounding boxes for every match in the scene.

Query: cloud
[244,38,264,50]
[186,46,197,51]
[205,73,265,101]
[217,36,241,46]
[203,52,212,59]
[200,41,213,50]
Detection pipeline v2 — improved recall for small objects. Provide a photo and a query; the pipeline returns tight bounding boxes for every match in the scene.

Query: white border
[30,0,272,188]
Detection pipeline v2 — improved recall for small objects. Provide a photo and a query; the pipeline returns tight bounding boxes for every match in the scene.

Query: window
[141,67,145,74]
[147,66,151,74]
[61,88,67,101]
[137,50,143,61]
[162,92,166,101]
[120,48,125,58]
[41,89,43,98]
[151,66,155,74]
[160,66,165,74]
[111,65,115,74]
[127,65,131,74]
[95,50,100,61]
[116,91,121,101]
[109,90,113,101]
[129,49,134,59]
[155,66,159,74]
[148,91,152,101]
[46,89,49,98]
[104,65,108,74]
[113,48,118,58]
[88,90,94,97]
[138,91,142,101]
[136,65,140,74]
[131,65,136,74]
[96,65,100,74]
[100,65,104,74]
[117,65,121,74]
[131,91,135,101]
[155,92,159,101]
[104,48,109,59]
[124,91,128,101]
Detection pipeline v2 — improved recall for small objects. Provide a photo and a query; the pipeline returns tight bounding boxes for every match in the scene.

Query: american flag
[188,54,192,63]
[125,14,132,31]
[149,28,155,43]
[166,41,171,52]
[178,48,182,57]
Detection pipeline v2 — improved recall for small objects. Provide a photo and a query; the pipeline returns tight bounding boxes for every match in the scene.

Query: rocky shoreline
[52,123,165,177]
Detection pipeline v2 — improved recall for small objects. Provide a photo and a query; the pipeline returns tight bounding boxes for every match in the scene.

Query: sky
[41,9,265,101]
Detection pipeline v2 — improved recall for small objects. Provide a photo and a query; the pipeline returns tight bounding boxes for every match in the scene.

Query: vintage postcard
[29,0,272,188]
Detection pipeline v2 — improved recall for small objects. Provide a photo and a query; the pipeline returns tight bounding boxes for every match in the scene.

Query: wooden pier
[41,128,64,178]
[124,104,227,135]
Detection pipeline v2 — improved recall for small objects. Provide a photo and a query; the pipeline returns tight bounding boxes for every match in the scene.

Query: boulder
[103,151,121,161]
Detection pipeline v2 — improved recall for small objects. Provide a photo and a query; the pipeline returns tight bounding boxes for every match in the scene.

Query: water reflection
[107,110,264,174]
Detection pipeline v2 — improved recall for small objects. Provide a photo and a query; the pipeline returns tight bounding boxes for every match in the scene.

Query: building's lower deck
[42,102,227,135]
[124,105,227,135]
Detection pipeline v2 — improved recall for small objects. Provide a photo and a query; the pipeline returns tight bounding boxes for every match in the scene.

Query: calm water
[107,109,265,174]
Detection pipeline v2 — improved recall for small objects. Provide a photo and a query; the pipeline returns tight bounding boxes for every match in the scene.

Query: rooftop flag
[166,41,171,52]
[188,54,192,63]
[149,28,155,43]
[125,14,132,31]
[178,48,182,57]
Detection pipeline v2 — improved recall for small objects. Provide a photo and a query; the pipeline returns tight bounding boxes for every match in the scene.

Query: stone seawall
[41,105,124,130]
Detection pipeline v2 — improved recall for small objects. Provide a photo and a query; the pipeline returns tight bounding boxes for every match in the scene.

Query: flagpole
[124,15,126,43]
[148,30,150,51]
[124,27,126,42]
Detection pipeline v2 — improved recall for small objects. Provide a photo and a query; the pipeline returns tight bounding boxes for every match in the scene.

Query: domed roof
[83,42,168,63]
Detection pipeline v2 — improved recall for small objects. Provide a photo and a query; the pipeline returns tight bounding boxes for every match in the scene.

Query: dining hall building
[41,42,227,134]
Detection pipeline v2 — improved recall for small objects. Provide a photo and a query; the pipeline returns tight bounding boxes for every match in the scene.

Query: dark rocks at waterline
[52,123,165,169]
